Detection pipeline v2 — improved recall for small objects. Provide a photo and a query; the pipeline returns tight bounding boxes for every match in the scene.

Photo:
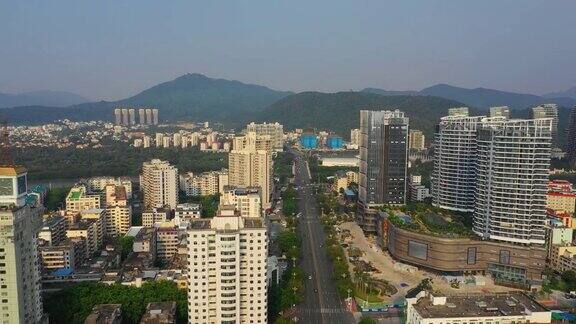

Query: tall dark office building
[567,106,576,166]
[358,110,409,232]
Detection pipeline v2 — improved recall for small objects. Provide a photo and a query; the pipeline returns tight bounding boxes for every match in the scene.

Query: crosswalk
[298,308,349,314]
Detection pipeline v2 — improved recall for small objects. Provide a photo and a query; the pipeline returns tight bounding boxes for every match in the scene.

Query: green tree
[359,316,377,324]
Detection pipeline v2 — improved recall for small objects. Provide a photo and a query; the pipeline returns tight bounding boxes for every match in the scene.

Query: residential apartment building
[229,132,272,208]
[350,128,360,147]
[567,106,576,166]
[473,118,552,245]
[180,169,229,197]
[38,215,67,245]
[104,184,132,236]
[0,164,45,324]
[174,203,202,224]
[490,106,511,118]
[246,122,284,151]
[221,186,262,218]
[65,185,101,218]
[80,208,107,242]
[332,171,358,193]
[38,239,83,272]
[142,207,171,227]
[409,175,430,202]
[156,226,180,262]
[432,114,484,212]
[86,176,133,198]
[408,129,425,150]
[141,159,179,210]
[187,205,267,323]
[547,191,576,215]
[67,218,103,258]
[532,103,559,143]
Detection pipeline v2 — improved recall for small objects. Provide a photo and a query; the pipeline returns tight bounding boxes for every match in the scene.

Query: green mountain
[1,73,291,124]
[363,84,576,110]
[544,86,576,100]
[251,91,474,140]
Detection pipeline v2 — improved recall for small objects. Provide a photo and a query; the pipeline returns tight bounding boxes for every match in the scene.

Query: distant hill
[360,88,417,96]
[363,84,576,110]
[0,90,89,108]
[251,91,473,140]
[544,86,576,100]
[1,73,291,124]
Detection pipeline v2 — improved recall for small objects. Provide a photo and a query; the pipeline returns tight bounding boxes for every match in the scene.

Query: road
[292,150,355,324]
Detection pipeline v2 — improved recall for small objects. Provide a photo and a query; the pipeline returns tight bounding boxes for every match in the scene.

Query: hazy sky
[1,1,575,100]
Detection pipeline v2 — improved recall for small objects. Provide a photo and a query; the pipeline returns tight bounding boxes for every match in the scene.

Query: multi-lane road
[292,150,355,324]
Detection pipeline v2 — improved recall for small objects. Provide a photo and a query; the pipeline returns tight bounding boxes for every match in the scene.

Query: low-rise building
[133,227,157,261]
[332,170,358,193]
[406,290,551,324]
[220,186,262,218]
[67,218,103,258]
[84,304,122,324]
[156,226,180,262]
[38,215,67,245]
[142,207,171,227]
[39,240,80,272]
[140,302,177,324]
[547,191,576,215]
[179,169,229,197]
[174,203,202,224]
[409,175,430,202]
[65,185,101,215]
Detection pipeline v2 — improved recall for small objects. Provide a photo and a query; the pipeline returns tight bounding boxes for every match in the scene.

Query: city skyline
[1,1,576,100]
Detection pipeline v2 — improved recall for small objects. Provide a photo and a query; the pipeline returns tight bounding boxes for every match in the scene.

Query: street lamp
[347,288,352,299]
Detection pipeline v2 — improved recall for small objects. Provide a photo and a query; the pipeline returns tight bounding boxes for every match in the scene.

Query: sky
[1,0,575,101]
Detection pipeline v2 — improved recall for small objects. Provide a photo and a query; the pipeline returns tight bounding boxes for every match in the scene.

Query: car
[308,275,312,280]
[400,283,409,288]
[314,288,318,293]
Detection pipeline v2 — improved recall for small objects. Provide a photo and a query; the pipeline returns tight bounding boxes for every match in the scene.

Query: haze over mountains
[362,84,576,109]
[0,90,89,108]
[1,73,574,145]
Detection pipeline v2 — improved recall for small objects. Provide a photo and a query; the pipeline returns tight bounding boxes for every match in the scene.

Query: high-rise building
[187,205,267,323]
[350,128,360,147]
[358,110,409,207]
[532,104,558,143]
[0,164,45,323]
[448,107,470,116]
[114,109,122,125]
[246,122,284,151]
[566,106,576,166]
[473,118,552,245]
[152,109,159,125]
[141,159,179,210]
[121,108,129,126]
[138,108,146,125]
[146,109,153,125]
[490,106,510,118]
[155,133,163,147]
[408,129,425,150]
[128,108,136,125]
[104,185,131,236]
[432,115,485,212]
[229,132,272,208]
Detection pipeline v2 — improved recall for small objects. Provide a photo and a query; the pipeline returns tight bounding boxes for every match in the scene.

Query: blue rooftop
[52,268,74,276]
[344,189,355,196]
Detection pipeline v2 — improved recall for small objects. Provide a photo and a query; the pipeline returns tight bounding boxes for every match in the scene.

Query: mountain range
[0,90,89,108]
[362,84,576,110]
[0,74,574,146]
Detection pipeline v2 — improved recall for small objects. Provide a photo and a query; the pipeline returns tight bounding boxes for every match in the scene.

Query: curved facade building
[432,115,483,212]
[474,119,552,245]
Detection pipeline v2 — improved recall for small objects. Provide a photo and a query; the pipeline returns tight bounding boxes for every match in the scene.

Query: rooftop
[189,219,211,230]
[413,292,547,319]
[244,218,264,228]
[84,304,122,324]
[140,302,176,323]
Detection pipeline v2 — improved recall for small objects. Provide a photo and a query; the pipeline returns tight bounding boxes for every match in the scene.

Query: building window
[499,250,510,265]
[467,247,476,265]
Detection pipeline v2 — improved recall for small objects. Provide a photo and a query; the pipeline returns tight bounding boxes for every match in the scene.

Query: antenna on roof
[0,118,14,167]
